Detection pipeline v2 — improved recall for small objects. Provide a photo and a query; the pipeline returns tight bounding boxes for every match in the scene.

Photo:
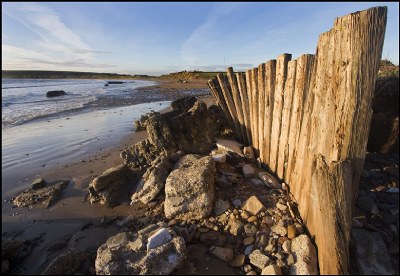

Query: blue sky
[2,2,399,75]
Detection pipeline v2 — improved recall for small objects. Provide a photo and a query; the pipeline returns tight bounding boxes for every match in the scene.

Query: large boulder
[87,164,138,206]
[170,101,215,154]
[95,223,187,275]
[46,90,67,97]
[147,114,177,152]
[164,155,215,220]
[13,180,69,208]
[131,156,173,204]
[351,228,395,275]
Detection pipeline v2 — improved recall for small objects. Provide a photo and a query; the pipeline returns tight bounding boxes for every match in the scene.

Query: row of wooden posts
[208,7,387,275]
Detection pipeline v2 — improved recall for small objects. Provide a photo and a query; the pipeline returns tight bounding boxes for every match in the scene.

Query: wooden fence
[208,7,387,275]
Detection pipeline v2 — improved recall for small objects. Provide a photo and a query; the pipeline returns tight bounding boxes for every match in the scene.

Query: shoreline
[1,79,215,274]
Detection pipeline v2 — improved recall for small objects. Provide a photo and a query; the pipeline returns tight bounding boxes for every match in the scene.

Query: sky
[2,2,399,76]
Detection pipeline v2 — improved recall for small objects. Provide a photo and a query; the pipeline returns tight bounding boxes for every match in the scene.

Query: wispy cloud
[181,3,243,66]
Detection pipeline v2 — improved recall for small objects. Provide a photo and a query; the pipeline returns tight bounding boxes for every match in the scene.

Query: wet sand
[2,79,219,274]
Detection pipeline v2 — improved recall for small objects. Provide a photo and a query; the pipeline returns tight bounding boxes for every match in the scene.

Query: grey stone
[131,157,172,204]
[147,228,172,251]
[165,156,215,220]
[290,234,318,275]
[95,223,187,275]
[31,178,47,190]
[244,223,258,237]
[249,249,271,269]
[259,172,281,189]
[244,244,254,255]
[214,199,230,216]
[351,228,395,275]
[242,164,256,178]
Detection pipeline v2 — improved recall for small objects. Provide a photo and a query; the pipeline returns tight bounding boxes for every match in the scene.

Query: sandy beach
[2,79,222,274]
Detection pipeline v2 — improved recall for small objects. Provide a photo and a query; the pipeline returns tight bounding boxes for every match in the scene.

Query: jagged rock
[290,234,318,275]
[259,172,281,189]
[95,223,187,275]
[147,228,172,251]
[173,154,201,170]
[209,246,234,262]
[249,249,272,269]
[351,228,395,275]
[171,96,197,112]
[42,249,92,275]
[31,178,47,190]
[88,165,138,206]
[134,111,160,131]
[216,138,244,156]
[241,196,266,215]
[170,101,215,154]
[13,180,69,208]
[131,157,172,204]
[261,264,282,275]
[164,156,215,220]
[147,113,177,152]
[213,199,230,216]
[121,139,164,169]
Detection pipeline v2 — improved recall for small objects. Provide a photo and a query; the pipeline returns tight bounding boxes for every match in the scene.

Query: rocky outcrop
[46,90,67,97]
[134,111,160,131]
[121,139,164,170]
[164,155,215,220]
[13,180,69,208]
[41,249,92,275]
[87,164,138,206]
[95,223,187,275]
[131,156,173,204]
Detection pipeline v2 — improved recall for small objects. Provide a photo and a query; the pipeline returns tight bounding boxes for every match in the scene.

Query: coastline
[2,79,215,274]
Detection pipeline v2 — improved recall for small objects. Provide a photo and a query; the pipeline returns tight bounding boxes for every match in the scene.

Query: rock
[249,249,272,269]
[229,254,245,267]
[147,113,177,152]
[250,178,263,185]
[351,228,395,275]
[211,149,227,163]
[242,164,256,178]
[276,202,287,211]
[246,271,257,275]
[259,172,281,189]
[286,253,295,266]
[287,225,297,239]
[383,165,399,178]
[121,139,163,169]
[170,101,216,154]
[131,157,172,204]
[171,96,197,112]
[147,228,172,251]
[243,237,255,245]
[357,195,380,215]
[216,138,244,156]
[199,231,226,247]
[95,223,187,275]
[244,244,254,255]
[294,223,304,235]
[256,233,269,249]
[248,216,258,224]
[13,180,69,208]
[42,249,91,275]
[90,164,130,192]
[282,240,291,252]
[232,198,242,207]
[261,264,282,275]
[243,146,255,160]
[271,224,287,237]
[214,199,230,216]
[290,234,318,275]
[31,178,47,190]
[46,90,67,97]
[209,246,234,262]
[168,150,186,163]
[165,156,215,220]
[241,196,266,215]
[134,111,160,131]
[244,223,258,237]
[227,217,245,236]
[173,154,202,170]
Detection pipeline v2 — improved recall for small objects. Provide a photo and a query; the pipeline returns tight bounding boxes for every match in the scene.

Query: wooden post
[237,72,252,145]
[216,73,242,139]
[227,67,247,143]
[258,63,266,162]
[276,60,296,178]
[262,60,276,169]
[269,54,291,174]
